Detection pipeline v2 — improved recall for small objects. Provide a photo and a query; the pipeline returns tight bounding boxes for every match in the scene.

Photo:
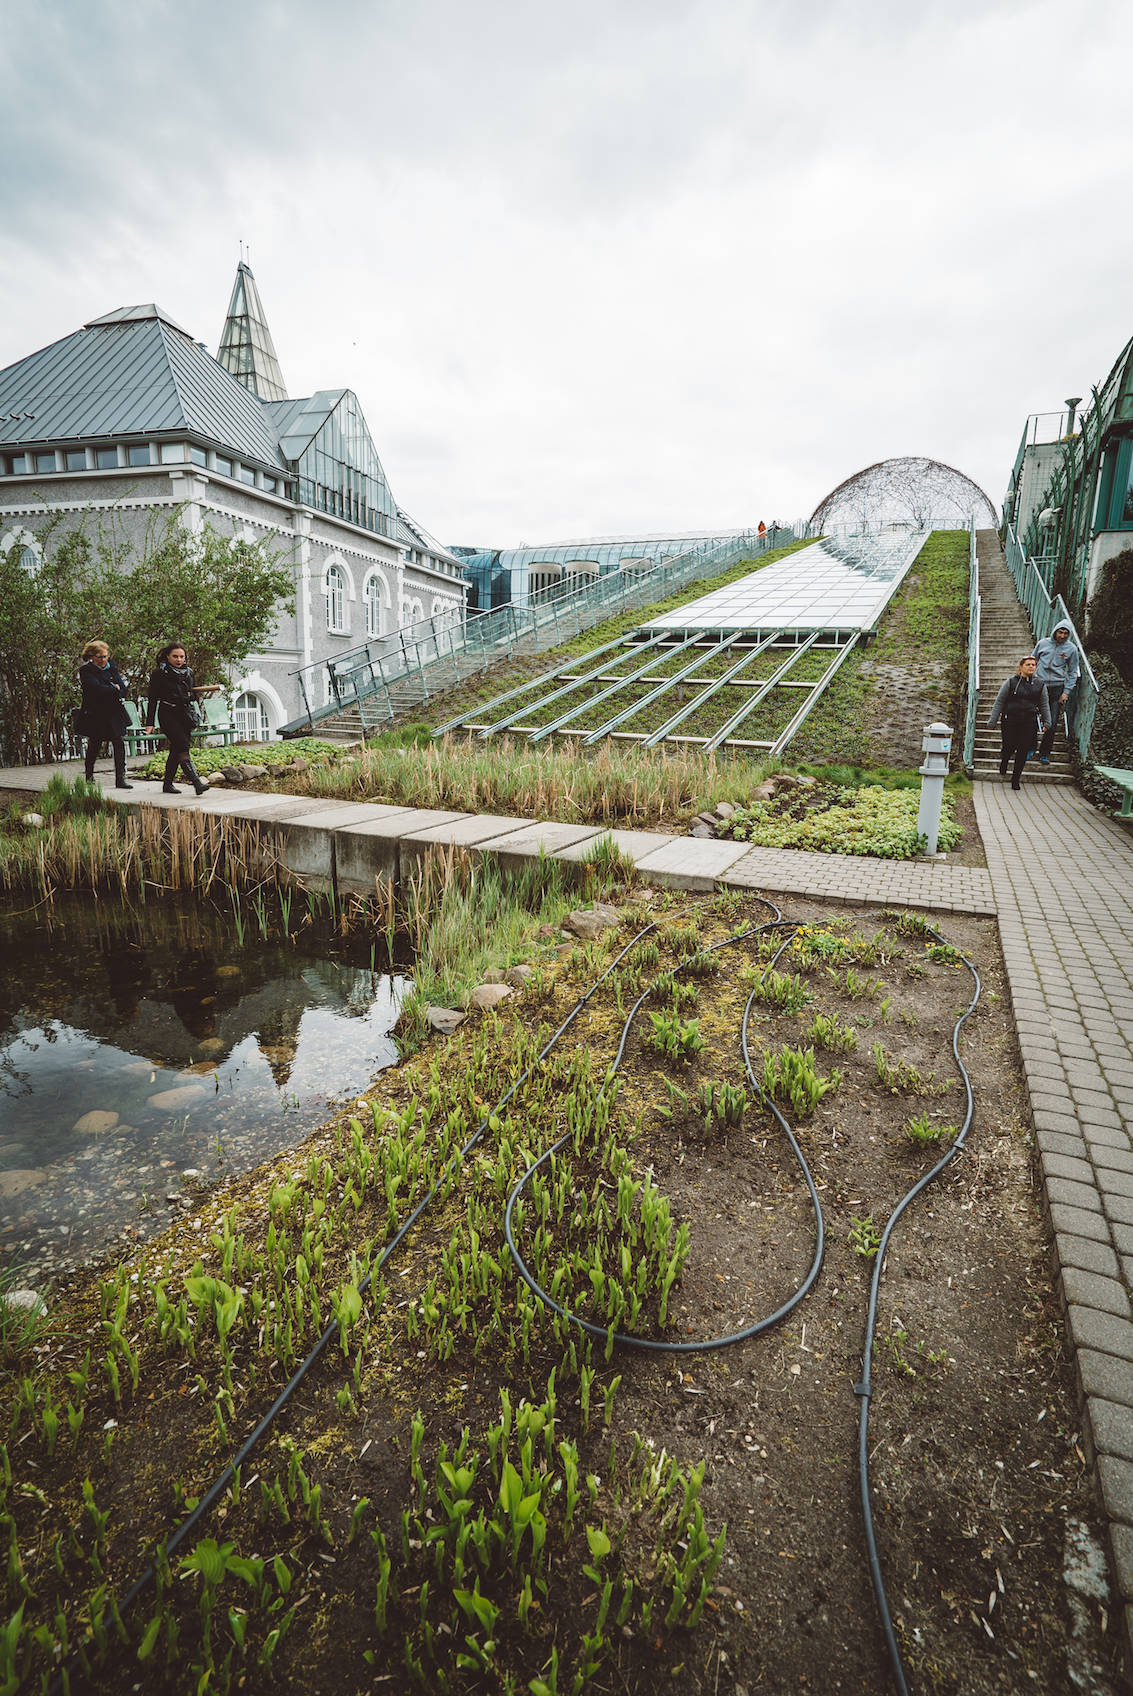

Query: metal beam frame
[528,632,703,745]
[701,632,822,753]
[641,630,784,748]
[429,630,637,737]
[580,634,743,746]
[767,634,860,758]
[486,632,674,740]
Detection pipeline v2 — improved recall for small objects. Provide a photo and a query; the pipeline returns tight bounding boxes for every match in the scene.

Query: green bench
[122,696,240,758]
[1094,765,1133,819]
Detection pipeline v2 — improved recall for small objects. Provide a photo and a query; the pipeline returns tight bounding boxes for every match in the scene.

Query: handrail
[1004,523,1100,762]
[962,517,980,770]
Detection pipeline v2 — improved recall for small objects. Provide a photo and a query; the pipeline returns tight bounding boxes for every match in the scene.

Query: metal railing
[1004,522,1100,761]
[962,518,980,770]
[284,523,815,735]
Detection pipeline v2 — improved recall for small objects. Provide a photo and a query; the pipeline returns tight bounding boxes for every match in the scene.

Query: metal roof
[0,312,285,468]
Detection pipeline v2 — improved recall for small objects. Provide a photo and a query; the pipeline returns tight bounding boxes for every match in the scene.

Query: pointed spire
[216,261,288,402]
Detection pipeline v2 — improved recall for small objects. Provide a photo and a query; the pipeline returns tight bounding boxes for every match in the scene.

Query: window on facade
[127,445,151,466]
[237,463,255,485]
[262,475,278,494]
[160,443,186,465]
[214,456,233,478]
[326,564,346,631]
[64,450,87,472]
[189,446,207,467]
[35,452,57,473]
[18,545,39,576]
[95,448,118,469]
[364,575,382,638]
[8,455,28,475]
[233,691,270,742]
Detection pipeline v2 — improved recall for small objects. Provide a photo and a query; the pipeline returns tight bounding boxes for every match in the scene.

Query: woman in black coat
[144,642,209,795]
[78,640,132,790]
[987,655,1051,792]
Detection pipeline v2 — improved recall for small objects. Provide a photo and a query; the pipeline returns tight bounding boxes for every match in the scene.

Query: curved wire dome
[809,457,996,531]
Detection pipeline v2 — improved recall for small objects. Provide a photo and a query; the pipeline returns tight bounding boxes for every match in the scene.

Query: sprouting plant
[696,1080,746,1130]
[751,969,810,1012]
[805,1011,858,1053]
[872,1043,950,1096]
[902,1111,957,1146]
[652,972,699,1014]
[849,1215,882,1259]
[883,908,934,938]
[646,1010,705,1063]
[760,1045,840,1116]
[655,1079,690,1121]
[838,966,880,999]
[924,941,963,966]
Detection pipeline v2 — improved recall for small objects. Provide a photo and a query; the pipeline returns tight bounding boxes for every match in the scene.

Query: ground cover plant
[719,781,963,858]
[0,880,1120,1694]
[137,736,345,780]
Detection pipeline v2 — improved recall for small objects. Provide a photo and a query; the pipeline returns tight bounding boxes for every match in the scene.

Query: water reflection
[0,894,406,1277]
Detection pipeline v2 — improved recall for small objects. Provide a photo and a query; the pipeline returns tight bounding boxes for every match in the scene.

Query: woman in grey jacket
[987,656,1051,791]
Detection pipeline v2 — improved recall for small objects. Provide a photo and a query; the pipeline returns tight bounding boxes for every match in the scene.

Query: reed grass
[289,735,776,829]
[0,804,287,897]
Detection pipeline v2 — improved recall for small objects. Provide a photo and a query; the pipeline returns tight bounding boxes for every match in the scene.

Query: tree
[0,510,294,766]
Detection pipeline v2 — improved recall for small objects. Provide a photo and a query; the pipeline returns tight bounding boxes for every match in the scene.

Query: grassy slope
[787,529,970,766]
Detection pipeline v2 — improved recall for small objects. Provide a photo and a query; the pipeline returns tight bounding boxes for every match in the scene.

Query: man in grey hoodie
[1033,622,1080,763]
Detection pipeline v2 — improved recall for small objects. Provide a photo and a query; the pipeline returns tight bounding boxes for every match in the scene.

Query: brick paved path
[976,781,1133,1653]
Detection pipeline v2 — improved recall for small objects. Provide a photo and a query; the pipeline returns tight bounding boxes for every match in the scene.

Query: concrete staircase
[971,531,1074,785]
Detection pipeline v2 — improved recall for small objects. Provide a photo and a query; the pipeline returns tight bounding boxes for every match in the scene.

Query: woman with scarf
[987,655,1051,792]
[144,642,209,795]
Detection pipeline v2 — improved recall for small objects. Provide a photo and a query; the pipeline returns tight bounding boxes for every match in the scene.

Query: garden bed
[1,883,1119,1694]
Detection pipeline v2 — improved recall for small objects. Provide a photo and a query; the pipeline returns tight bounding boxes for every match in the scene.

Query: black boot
[182,758,209,797]
[163,783,181,794]
[115,775,134,791]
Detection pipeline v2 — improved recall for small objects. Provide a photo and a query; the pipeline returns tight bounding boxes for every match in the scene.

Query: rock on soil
[469,983,513,1010]
[564,904,621,940]
[426,1006,465,1035]
[0,1169,47,1196]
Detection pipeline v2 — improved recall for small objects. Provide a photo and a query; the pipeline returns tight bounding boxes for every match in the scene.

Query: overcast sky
[2,0,1130,548]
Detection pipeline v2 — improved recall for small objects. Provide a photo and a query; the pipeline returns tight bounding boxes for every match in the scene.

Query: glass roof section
[216,263,288,403]
[647,531,928,634]
[266,390,398,538]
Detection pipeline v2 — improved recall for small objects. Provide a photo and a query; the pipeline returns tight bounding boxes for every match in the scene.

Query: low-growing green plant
[696,1080,747,1130]
[760,1045,840,1116]
[751,968,810,1012]
[849,1215,882,1258]
[646,1010,705,1063]
[902,1111,958,1146]
[723,786,961,860]
[873,1044,951,1097]
[804,1011,858,1053]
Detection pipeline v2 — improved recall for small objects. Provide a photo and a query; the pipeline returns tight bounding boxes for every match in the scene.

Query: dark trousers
[85,732,127,785]
[159,710,202,787]
[1038,692,1071,760]
[999,718,1040,788]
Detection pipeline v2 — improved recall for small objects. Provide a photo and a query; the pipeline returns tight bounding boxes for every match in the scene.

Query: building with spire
[0,264,467,740]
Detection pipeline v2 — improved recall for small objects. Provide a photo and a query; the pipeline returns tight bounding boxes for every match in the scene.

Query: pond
[0,892,407,1279]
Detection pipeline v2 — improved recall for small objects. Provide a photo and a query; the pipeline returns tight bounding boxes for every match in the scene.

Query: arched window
[325,564,345,632]
[233,692,270,742]
[364,573,383,638]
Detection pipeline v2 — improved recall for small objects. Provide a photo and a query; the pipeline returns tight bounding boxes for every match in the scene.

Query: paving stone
[1086,1399,1133,1465]
[1047,1177,1104,1213]
[1093,1145,1133,1176]
[1066,1305,1133,1361]
[1084,1122,1131,1150]
[1102,1169,1133,1199]
[1050,1203,1113,1245]
[1097,1455,1133,1526]
[1061,1269,1132,1319]
[1037,1130,1089,1160]
[1042,1153,1096,1186]
[1110,1523,1133,1604]
[1055,1233,1119,1278]
[1113,1224,1133,1257]
[1105,1195,1133,1229]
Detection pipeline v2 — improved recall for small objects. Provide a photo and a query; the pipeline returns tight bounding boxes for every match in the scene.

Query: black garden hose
[55,895,978,1696]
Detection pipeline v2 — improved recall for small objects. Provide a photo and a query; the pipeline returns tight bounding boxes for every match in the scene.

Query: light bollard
[917,722,953,856]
